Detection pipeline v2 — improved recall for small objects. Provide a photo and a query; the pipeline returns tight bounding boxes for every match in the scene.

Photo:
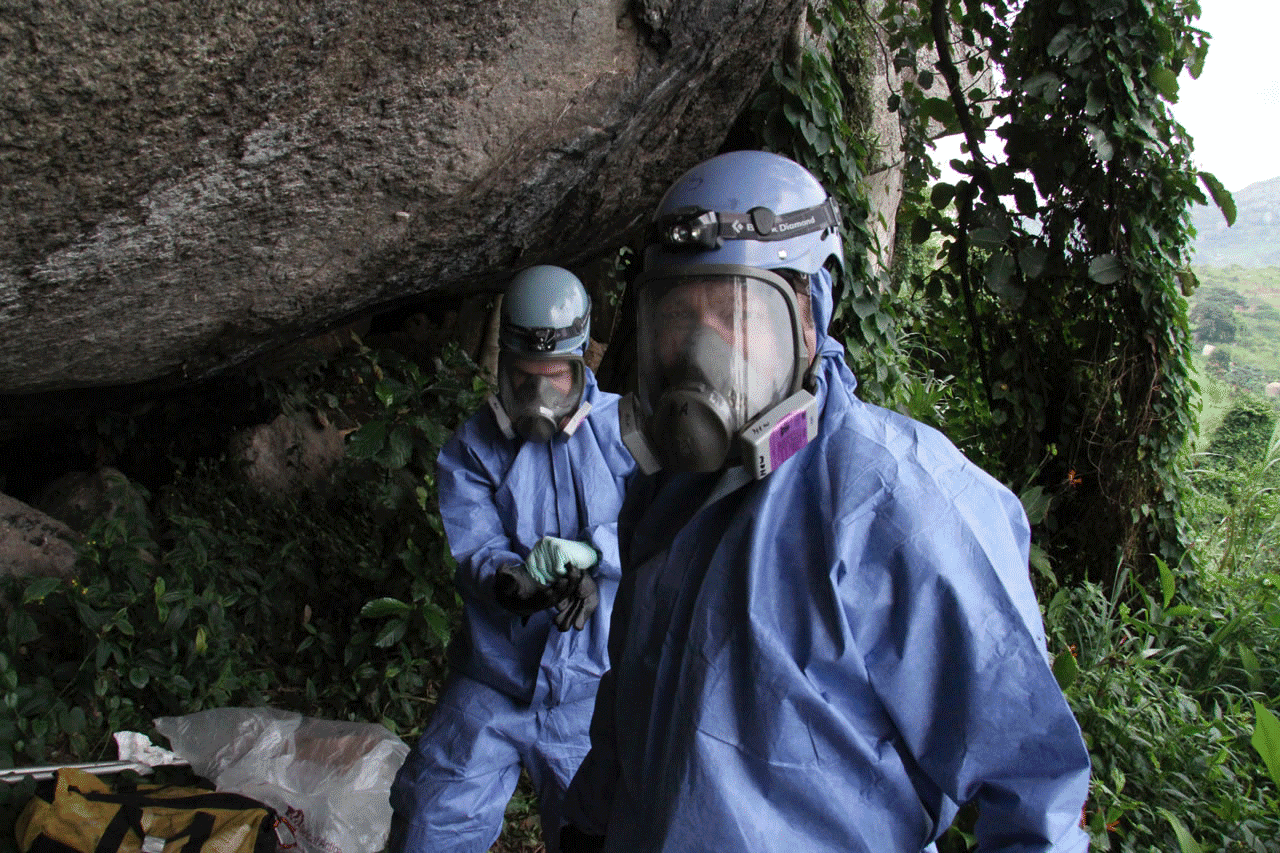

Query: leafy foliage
[1189,410,1280,579]
[1045,560,1280,851]
[0,343,486,774]
[746,0,923,403]
[3,4,1274,852]
[876,0,1218,589]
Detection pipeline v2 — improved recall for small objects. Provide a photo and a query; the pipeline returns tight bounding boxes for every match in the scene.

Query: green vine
[747,0,918,404]
[883,0,1225,588]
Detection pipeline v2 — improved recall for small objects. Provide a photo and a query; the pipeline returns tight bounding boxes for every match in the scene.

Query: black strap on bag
[87,805,217,853]
[93,807,139,853]
[67,785,274,853]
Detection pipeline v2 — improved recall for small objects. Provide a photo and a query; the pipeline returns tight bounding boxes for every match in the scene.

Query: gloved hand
[525,536,599,585]
[559,824,606,853]
[550,564,599,632]
[493,563,557,617]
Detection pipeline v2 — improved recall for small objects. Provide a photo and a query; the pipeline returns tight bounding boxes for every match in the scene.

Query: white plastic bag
[154,707,409,853]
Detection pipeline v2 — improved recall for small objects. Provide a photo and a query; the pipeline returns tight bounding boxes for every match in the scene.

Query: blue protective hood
[565,342,1091,852]
[807,265,858,396]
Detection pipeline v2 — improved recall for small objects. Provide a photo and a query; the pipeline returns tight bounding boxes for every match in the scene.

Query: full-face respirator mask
[620,267,819,479]
[492,351,587,442]
[619,150,843,480]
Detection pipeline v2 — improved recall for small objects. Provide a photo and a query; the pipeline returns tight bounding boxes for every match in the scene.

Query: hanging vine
[883,0,1228,587]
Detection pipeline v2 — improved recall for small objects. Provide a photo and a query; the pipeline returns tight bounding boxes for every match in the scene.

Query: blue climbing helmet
[644,150,843,276]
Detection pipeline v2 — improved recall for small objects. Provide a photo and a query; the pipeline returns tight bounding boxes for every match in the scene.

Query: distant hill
[1191,176,1280,267]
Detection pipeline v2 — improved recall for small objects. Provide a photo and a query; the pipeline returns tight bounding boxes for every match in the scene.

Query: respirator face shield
[630,266,810,474]
[497,352,585,442]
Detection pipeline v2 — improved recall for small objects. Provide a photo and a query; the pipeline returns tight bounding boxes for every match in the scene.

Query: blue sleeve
[436,415,522,601]
[562,473,649,833]
[853,444,1091,851]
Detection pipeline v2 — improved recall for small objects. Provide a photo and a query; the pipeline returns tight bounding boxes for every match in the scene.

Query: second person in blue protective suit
[389,265,635,853]
[561,152,1092,852]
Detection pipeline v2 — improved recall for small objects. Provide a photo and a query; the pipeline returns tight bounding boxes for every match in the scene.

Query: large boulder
[0,0,808,408]
[0,492,80,579]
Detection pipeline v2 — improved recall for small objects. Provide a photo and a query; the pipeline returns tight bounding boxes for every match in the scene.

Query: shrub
[1045,568,1280,851]
[0,342,486,774]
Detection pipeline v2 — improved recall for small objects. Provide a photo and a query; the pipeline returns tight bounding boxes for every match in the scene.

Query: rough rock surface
[0,492,80,579]
[229,410,347,497]
[0,0,807,404]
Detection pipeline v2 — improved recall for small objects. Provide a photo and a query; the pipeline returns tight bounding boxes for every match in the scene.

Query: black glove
[494,563,557,616]
[559,823,606,853]
[550,564,599,631]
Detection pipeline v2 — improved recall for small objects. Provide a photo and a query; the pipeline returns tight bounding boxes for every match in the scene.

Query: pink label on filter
[768,409,808,468]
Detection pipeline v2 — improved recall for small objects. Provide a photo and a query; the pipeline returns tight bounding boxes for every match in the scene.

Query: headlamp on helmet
[653,199,841,255]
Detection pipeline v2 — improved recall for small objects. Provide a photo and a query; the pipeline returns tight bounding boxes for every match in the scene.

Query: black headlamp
[500,315,589,354]
[661,209,721,250]
[652,199,841,252]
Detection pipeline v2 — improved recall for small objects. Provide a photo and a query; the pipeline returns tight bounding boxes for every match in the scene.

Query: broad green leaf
[1198,171,1237,226]
[1022,72,1060,101]
[1084,123,1114,162]
[930,183,956,210]
[1018,246,1048,279]
[360,597,413,619]
[22,577,60,604]
[984,253,1023,305]
[1027,543,1055,585]
[851,295,880,320]
[1158,809,1202,853]
[1067,39,1093,65]
[374,618,408,649]
[1150,66,1179,101]
[1158,558,1175,609]
[911,215,933,245]
[1239,644,1261,691]
[62,705,86,735]
[969,227,1004,249]
[382,424,414,470]
[423,603,452,646]
[1052,649,1078,690]
[1047,27,1074,58]
[129,667,151,689]
[1019,485,1052,525]
[346,420,388,459]
[1252,701,1280,786]
[920,97,957,127]
[1085,85,1106,117]
[1087,254,1124,285]
[375,380,398,409]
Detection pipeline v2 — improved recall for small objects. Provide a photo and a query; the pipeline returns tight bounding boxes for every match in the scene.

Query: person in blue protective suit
[560,151,1092,853]
[389,265,636,853]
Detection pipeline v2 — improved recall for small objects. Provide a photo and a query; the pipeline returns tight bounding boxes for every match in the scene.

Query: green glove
[525,536,599,586]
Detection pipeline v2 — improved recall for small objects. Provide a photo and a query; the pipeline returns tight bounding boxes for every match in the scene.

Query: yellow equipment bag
[14,767,279,853]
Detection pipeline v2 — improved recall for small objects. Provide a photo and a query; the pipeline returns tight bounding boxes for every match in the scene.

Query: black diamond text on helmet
[654,199,838,252]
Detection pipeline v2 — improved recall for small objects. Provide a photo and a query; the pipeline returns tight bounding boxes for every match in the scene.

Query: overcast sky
[931,2,1277,193]
[1171,0,1280,192]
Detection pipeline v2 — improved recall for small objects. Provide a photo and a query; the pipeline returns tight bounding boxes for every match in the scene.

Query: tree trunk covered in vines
[872,0,1223,591]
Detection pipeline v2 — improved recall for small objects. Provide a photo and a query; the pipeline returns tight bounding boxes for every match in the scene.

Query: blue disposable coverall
[391,369,634,853]
[564,269,1092,852]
